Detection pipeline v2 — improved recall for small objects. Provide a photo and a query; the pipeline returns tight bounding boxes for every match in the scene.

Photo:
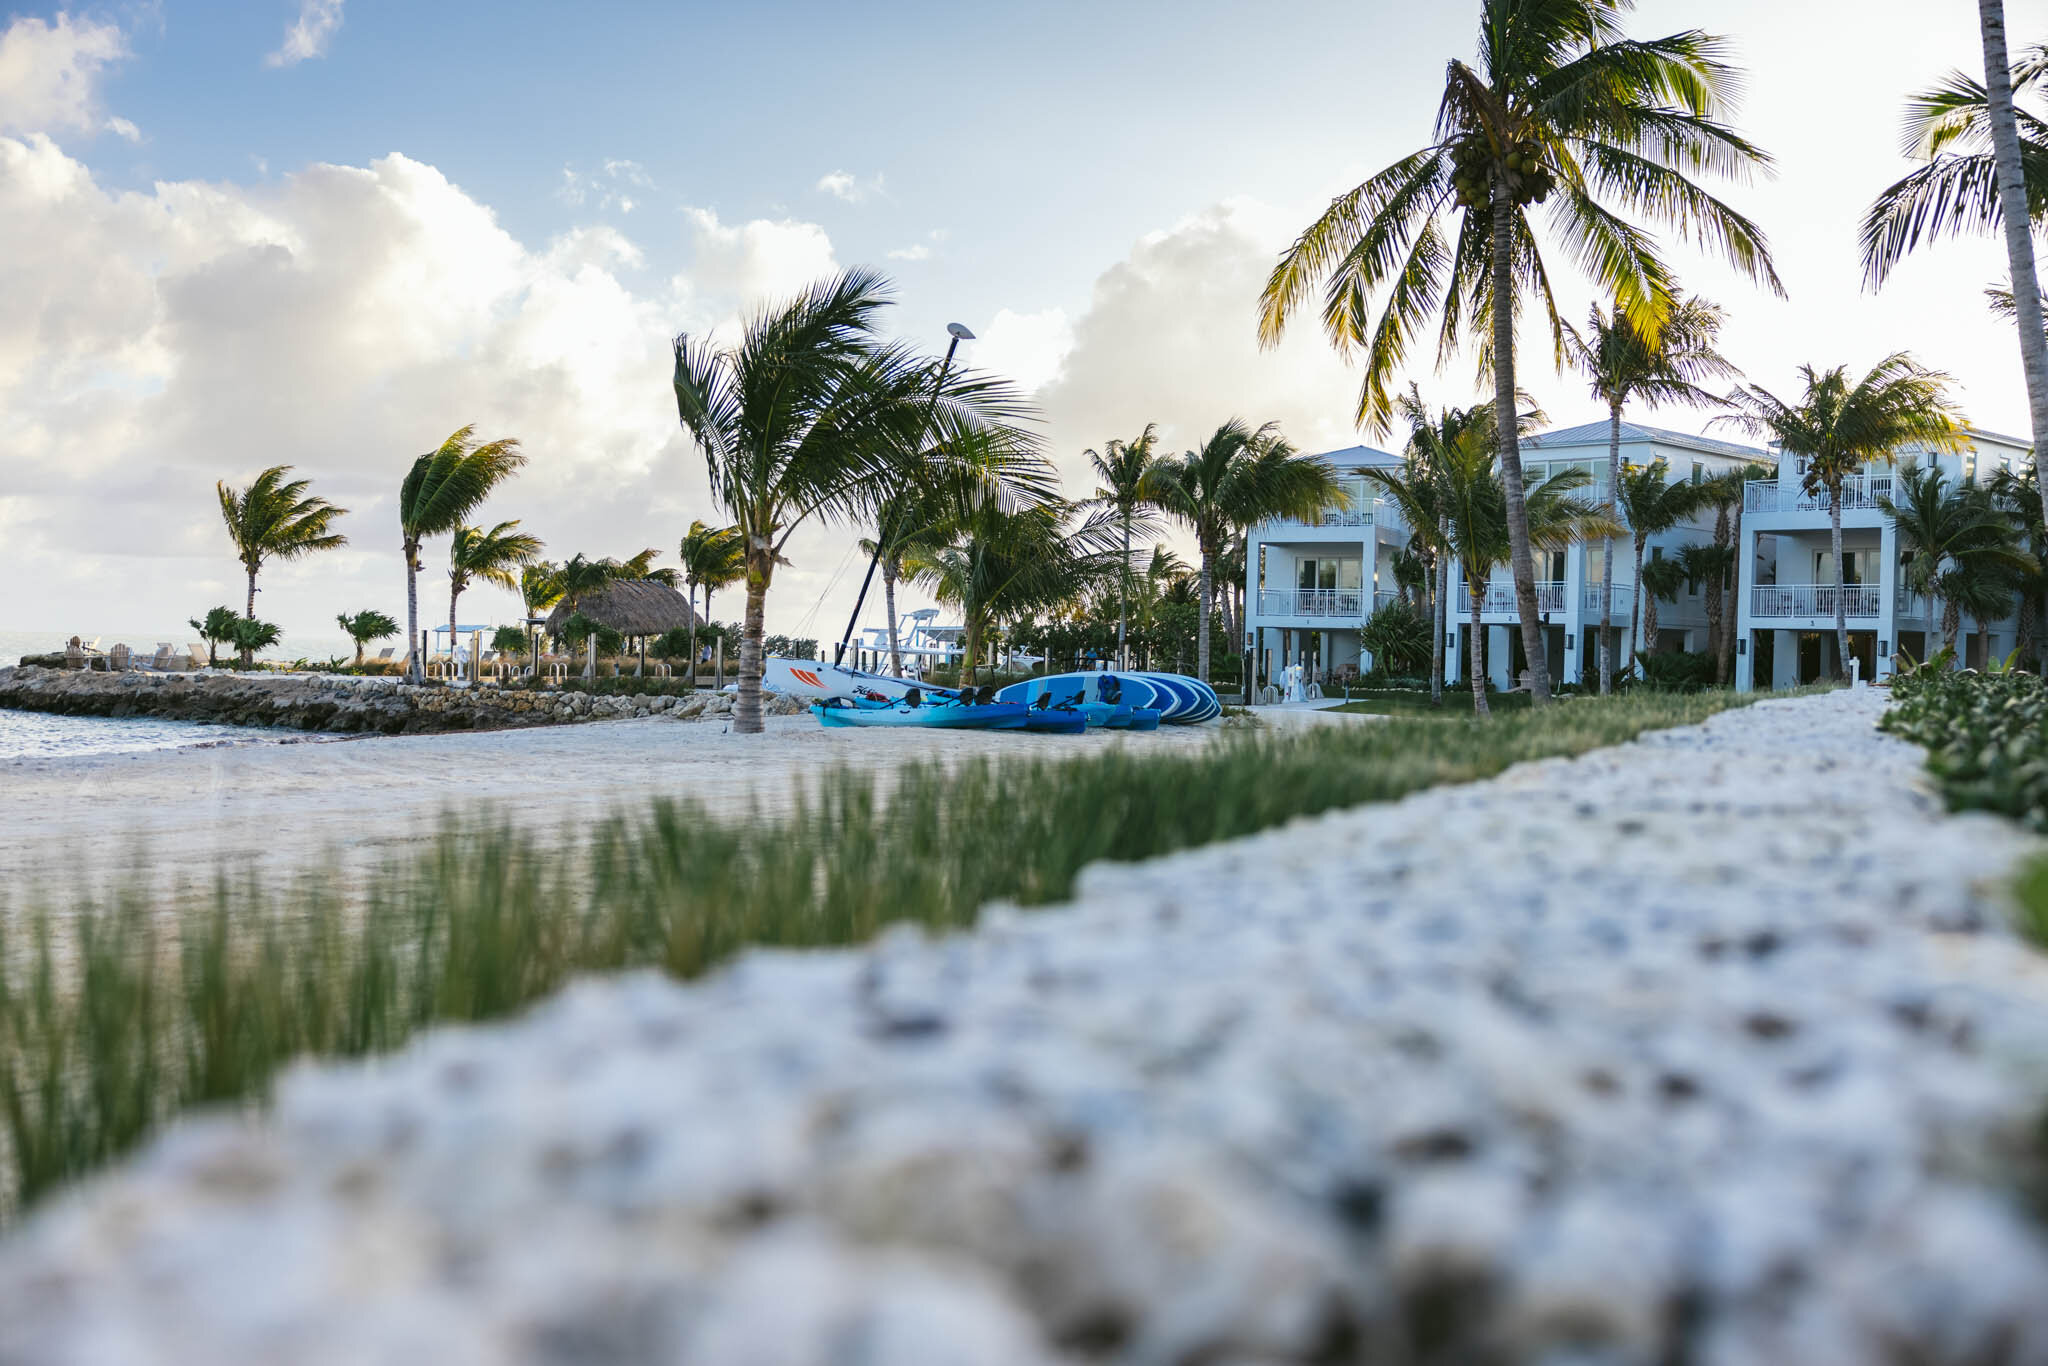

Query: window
[1815,550,1866,586]
[1296,558,1362,592]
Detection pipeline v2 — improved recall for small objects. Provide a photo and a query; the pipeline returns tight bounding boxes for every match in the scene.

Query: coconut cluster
[1449,134,1556,209]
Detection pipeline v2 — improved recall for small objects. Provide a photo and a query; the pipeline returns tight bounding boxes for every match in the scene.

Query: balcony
[1456,581,1568,615]
[1749,584,1882,619]
[1581,583,1633,615]
[1744,474,1895,515]
[1256,588,1366,619]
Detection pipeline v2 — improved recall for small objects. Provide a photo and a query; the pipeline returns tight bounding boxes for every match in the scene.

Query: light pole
[834,323,974,668]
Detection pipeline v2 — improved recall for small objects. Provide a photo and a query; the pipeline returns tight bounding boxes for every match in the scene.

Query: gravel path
[6,689,2048,1364]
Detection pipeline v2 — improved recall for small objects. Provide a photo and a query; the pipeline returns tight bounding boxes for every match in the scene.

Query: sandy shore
[0,713,1235,900]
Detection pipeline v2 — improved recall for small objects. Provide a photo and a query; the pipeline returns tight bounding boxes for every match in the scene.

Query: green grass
[1329,689,1540,716]
[0,688,1768,1218]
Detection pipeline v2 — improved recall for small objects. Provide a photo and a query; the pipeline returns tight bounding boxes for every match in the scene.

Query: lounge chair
[376,647,396,662]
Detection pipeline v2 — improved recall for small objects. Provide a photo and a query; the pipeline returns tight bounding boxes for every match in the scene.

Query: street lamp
[833,323,975,668]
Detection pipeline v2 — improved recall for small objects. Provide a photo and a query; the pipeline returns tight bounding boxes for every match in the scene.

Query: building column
[1876,519,1898,681]
[1735,517,1759,692]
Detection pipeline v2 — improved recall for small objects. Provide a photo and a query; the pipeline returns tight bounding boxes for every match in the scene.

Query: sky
[0,0,2039,648]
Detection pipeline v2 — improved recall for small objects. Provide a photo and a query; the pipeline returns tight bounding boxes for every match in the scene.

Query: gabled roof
[1524,420,1770,462]
[1310,443,1404,470]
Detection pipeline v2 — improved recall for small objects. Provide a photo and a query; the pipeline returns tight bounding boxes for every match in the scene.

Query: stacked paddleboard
[993,671,1219,726]
[762,658,1220,732]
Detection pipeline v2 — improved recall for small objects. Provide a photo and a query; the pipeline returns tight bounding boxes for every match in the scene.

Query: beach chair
[152,643,175,671]
[187,644,208,669]
[375,647,395,662]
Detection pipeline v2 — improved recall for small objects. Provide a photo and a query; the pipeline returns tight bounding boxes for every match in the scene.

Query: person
[1282,662,1305,704]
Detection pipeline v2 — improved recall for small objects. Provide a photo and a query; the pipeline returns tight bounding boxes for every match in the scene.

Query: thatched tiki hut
[545,580,698,677]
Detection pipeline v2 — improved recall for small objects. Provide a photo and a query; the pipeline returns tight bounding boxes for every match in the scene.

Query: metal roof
[1524,420,1771,462]
[1309,443,1404,469]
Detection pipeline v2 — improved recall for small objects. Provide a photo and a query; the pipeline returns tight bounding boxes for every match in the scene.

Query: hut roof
[545,580,698,637]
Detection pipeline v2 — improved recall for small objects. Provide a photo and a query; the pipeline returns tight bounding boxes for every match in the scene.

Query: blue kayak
[1023,709,1087,734]
[997,672,1216,725]
[812,699,1027,729]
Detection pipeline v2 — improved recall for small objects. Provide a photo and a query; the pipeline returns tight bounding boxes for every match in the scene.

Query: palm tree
[905,503,1119,685]
[1084,425,1163,669]
[1991,463,2048,671]
[188,606,239,668]
[1674,543,1733,667]
[1637,554,1689,660]
[672,269,1039,733]
[1564,294,1737,692]
[614,547,682,587]
[398,427,525,682]
[678,520,745,666]
[1260,0,1780,707]
[1860,20,2048,504]
[336,610,399,666]
[520,562,562,618]
[858,491,954,677]
[448,521,544,678]
[216,466,348,666]
[1881,464,2034,654]
[1614,460,1703,660]
[1692,469,1748,681]
[1144,420,1344,682]
[1723,354,1967,678]
[1435,424,1621,715]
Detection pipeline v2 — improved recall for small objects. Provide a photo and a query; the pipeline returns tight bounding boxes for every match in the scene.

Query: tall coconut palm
[1260,0,1780,707]
[1991,463,2048,671]
[398,427,525,682]
[1723,355,1966,679]
[1084,425,1164,668]
[678,520,745,660]
[216,466,348,666]
[1881,463,2034,654]
[1614,460,1703,660]
[672,269,1041,733]
[1435,421,1622,715]
[1860,19,2048,510]
[520,563,562,618]
[448,521,544,679]
[1144,420,1345,682]
[1638,554,1689,659]
[614,547,682,587]
[1564,294,1738,692]
[1692,469,1749,681]
[1674,542,1734,668]
[858,491,942,677]
[336,610,399,667]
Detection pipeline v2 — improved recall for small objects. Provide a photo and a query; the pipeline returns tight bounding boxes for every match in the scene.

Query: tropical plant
[336,610,399,667]
[398,427,526,682]
[678,521,745,659]
[552,553,621,615]
[1360,599,1432,676]
[1431,411,1623,715]
[223,617,281,663]
[1084,425,1164,668]
[1259,0,1781,706]
[489,624,531,677]
[856,492,949,676]
[1637,553,1689,656]
[1990,463,2048,671]
[1564,294,1738,692]
[520,563,563,620]
[1674,542,1734,673]
[614,547,682,587]
[448,521,544,677]
[215,466,348,666]
[1692,469,1748,681]
[1722,354,1967,678]
[560,611,623,668]
[672,269,1041,732]
[1144,420,1344,682]
[1859,18,2048,505]
[1614,461,1703,663]
[1882,464,2035,653]
[187,606,240,668]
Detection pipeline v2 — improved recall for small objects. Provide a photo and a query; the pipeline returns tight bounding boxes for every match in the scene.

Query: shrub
[491,625,530,657]
[560,612,623,659]
[1360,600,1431,676]
[1635,649,1717,692]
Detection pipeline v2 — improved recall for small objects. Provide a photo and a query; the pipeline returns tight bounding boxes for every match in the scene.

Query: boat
[812,695,1027,729]
[1022,708,1087,735]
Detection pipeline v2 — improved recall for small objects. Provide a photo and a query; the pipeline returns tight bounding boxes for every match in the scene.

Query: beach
[0,711,1235,901]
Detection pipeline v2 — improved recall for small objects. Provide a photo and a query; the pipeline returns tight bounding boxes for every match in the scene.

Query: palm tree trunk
[1942,595,1961,652]
[1466,575,1490,718]
[1720,497,1744,686]
[449,581,462,685]
[1831,496,1851,680]
[242,568,258,667]
[1979,0,2048,533]
[404,540,421,684]
[1643,582,1661,657]
[1599,399,1622,695]
[1196,549,1214,682]
[1430,544,1446,705]
[1631,535,1648,665]
[1489,183,1549,705]
[734,553,770,734]
[1704,582,1724,682]
[883,562,903,676]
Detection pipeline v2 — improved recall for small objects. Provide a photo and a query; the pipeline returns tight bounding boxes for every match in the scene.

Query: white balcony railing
[1749,584,1882,619]
[1743,475,1895,515]
[1256,588,1366,619]
[1581,583,1633,614]
[1373,589,1401,615]
[1456,580,1568,615]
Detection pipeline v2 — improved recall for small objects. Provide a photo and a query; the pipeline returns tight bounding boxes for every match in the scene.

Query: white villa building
[1246,422,1770,690]
[1733,427,2034,690]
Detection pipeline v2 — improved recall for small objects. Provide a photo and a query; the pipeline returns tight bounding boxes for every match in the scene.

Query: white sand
[0,713,1229,899]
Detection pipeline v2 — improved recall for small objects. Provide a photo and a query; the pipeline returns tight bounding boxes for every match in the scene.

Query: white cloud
[972,307,1074,394]
[0,12,132,140]
[815,170,884,204]
[885,243,930,261]
[556,159,652,214]
[265,0,345,68]
[0,134,862,643]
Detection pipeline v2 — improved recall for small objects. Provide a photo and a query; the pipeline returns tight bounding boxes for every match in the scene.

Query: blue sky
[1,0,2036,643]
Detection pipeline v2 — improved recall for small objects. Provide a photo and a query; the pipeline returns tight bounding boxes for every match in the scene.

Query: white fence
[1456,580,1568,615]
[1749,584,1882,619]
[1255,588,1367,619]
[1744,475,1894,514]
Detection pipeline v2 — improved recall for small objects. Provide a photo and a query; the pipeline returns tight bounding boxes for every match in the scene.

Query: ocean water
[0,709,282,762]
[2,628,359,667]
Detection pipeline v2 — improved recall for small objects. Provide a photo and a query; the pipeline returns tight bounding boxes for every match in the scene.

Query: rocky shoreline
[0,665,801,737]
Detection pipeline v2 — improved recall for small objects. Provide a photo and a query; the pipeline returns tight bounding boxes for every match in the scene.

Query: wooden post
[586,632,597,681]
[714,635,724,690]
[530,628,539,681]
[638,636,647,677]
